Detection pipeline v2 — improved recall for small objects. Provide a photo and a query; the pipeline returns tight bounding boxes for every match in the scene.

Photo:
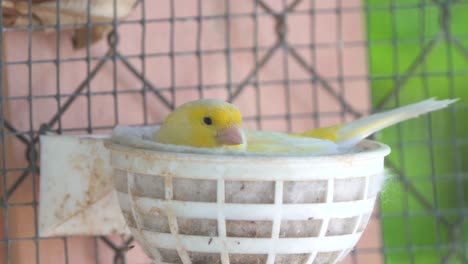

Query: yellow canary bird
[154,98,458,155]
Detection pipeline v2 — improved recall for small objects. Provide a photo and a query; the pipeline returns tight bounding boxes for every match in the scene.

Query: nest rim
[105,139,391,164]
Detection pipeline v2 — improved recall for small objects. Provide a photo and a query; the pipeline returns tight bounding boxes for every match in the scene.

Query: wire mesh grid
[0,0,466,263]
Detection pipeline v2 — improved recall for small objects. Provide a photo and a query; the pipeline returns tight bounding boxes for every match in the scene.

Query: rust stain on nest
[149,207,165,217]
[69,143,112,208]
[54,193,71,221]
[142,153,156,163]
[87,155,110,200]
[51,140,114,232]
[49,189,115,232]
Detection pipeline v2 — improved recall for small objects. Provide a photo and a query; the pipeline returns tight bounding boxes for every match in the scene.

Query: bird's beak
[216,125,244,145]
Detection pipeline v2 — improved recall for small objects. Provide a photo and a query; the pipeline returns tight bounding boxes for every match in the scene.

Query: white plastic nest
[107,126,390,264]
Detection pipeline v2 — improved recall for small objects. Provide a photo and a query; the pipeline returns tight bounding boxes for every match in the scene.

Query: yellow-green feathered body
[154,98,458,155]
[243,130,340,155]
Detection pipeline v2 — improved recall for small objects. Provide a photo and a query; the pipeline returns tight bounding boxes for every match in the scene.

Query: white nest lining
[110,125,367,157]
[111,125,252,156]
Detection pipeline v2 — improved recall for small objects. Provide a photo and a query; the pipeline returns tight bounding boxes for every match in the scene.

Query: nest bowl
[106,140,390,264]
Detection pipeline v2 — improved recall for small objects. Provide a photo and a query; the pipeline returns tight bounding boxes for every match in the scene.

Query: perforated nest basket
[106,140,390,264]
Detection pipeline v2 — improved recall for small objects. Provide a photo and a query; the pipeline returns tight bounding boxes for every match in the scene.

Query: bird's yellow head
[154,99,245,150]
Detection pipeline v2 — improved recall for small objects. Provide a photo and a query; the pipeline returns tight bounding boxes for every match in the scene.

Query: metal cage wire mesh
[0,0,466,263]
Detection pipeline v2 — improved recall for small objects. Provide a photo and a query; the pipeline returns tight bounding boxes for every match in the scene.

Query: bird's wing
[244,130,340,156]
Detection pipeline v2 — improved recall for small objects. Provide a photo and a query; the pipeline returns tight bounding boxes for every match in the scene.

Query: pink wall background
[1,0,382,263]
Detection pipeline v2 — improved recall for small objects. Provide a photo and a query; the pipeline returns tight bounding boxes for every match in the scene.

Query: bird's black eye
[203,117,213,125]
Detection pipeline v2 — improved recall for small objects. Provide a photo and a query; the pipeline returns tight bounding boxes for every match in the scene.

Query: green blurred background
[366,0,468,263]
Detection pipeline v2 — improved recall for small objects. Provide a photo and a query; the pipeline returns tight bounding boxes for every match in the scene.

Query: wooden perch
[2,0,138,49]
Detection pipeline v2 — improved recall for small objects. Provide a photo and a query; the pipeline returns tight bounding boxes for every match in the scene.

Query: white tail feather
[336,98,459,149]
